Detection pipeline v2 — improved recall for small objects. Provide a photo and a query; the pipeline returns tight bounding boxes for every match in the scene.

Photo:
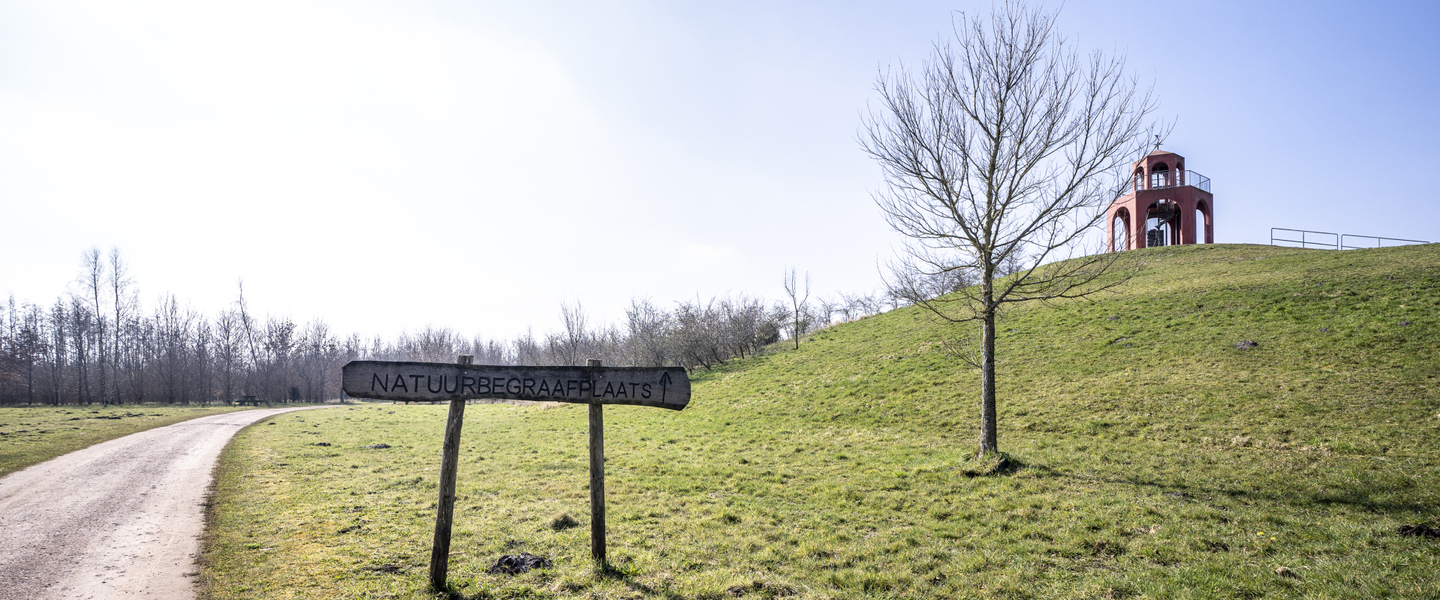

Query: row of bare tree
[0,252,906,406]
[0,288,361,407]
[361,285,900,373]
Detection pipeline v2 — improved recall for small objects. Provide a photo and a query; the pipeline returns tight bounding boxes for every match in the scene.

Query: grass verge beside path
[200,245,1440,599]
[3,404,270,478]
[201,404,1439,599]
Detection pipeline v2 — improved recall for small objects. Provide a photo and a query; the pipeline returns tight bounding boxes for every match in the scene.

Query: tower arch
[1194,199,1213,244]
[1149,162,1171,189]
[1109,207,1131,252]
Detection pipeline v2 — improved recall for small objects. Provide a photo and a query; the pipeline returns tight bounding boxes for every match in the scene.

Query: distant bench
[235,396,266,406]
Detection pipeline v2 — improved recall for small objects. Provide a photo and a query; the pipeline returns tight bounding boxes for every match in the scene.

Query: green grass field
[0,404,251,477]
[199,244,1440,599]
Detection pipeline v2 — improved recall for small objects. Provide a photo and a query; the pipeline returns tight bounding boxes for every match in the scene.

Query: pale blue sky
[2,0,1437,340]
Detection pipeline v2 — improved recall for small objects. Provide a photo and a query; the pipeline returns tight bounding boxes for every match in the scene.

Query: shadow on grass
[613,574,687,600]
[433,562,691,600]
[963,451,1025,477]
[596,561,689,599]
[1028,461,1436,517]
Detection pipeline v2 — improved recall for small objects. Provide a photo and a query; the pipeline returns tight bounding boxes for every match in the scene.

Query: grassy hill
[199,244,1440,599]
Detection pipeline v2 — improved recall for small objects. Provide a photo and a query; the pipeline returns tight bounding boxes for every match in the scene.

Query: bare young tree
[299,319,335,401]
[194,317,214,403]
[782,268,811,350]
[216,310,242,403]
[512,328,542,366]
[47,299,67,405]
[671,296,726,371]
[624,297,670,367]
[836,290,882,323]
[813,296,836,332]
[154,294,194,404]
[468,335,511,365]
[79,248,108,405]
[263,316,297,402]
[860,3,1159,457]
[8,303,45,405]
[409,326,457,363]
[67,296,92,404]
[555,300,590,366]
[719,294,776,360]
[235,280,263,401]
[118,311,151,403]
[107,247,132,403]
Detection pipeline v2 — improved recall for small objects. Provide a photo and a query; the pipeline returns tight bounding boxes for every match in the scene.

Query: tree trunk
[979,287,998,457]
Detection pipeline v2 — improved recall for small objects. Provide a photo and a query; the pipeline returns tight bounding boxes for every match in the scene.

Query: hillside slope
[702,243,1437,453]
[201,244,1440,599]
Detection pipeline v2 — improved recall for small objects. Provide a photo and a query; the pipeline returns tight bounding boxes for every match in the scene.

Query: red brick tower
[1105,149,1213,251]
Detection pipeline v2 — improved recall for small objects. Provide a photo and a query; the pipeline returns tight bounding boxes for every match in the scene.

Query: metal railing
[1271,228,1338,249]
[1271,228,1430,250]
[1340,233,1432,250]
[1115,170,1211,197]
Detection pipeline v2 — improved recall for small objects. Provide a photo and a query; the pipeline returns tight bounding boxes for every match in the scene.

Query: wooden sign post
[585,359,607,566]
[341,358,690,588]
[429,355,471,589]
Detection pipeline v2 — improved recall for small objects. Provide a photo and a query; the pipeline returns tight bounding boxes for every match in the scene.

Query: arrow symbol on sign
[659,371,672,403]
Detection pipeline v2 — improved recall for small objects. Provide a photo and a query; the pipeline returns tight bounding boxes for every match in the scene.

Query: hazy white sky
[2,0,1437,342]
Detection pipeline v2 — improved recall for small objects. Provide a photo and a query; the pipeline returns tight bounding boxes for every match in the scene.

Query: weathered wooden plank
[429,355,472,591]
[586,359,607,566]
[341,361,690,410]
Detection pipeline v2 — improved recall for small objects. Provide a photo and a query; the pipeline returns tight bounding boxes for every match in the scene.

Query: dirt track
[0,406,330,600]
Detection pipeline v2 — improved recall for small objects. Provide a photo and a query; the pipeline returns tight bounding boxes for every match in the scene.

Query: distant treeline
[0,249,905,406]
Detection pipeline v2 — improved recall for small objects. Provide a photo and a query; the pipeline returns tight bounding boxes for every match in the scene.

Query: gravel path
[0,406,332,600]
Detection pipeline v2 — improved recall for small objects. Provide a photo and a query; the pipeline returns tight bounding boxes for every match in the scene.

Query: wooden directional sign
[341,361,690,410]
[348,357,688,588]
